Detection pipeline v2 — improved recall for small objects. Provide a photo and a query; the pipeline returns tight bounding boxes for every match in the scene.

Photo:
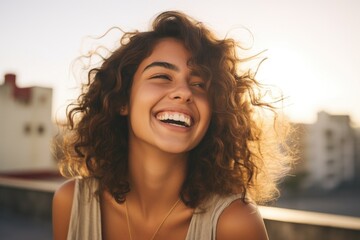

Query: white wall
[306,112,355,190]
[0,81,55,172]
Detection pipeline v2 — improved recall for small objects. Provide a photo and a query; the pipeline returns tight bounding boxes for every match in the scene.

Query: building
[290,111,356,191]
[0,73,55,172]
[354,127,360,185]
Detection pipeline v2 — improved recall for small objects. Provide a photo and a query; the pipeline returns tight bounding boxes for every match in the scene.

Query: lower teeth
[169,123,186,127]
[160,120,187,127]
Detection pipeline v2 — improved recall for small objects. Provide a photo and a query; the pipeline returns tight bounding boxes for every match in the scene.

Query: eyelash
[191,82,206,89]
[150,74,171,80]
[150,74,206,89]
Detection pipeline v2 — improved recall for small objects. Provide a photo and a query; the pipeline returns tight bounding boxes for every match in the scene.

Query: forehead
[138,38,191,69]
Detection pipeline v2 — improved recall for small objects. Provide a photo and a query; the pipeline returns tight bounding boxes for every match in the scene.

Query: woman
[53,11,290,240]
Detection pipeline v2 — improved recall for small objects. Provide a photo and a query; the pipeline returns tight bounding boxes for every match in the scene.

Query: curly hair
[59,11,291,208]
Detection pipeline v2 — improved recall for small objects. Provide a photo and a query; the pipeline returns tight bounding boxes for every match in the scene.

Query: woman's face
[122,38,211,156]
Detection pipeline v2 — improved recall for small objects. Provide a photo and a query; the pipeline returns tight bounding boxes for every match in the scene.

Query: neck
[127,141,188,218]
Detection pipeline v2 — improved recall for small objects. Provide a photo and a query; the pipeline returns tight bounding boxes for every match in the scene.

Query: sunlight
[256,44,323,123]
[259,206,360,230]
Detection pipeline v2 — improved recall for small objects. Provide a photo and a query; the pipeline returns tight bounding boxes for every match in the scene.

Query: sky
[1,0,359,126]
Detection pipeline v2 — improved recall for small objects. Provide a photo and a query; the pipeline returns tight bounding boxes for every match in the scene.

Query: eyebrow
[142,61,180,73]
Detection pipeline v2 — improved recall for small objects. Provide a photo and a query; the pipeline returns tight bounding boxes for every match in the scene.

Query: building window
[325,129,334,151]
[24,123,31,135]
[326,144,334,151]
[38,125,45,135]
[326,173,335,180]
[325,129,333,139]
[38,95,47,104]
[326,159,335,166]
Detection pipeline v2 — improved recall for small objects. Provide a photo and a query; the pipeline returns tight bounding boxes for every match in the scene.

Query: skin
[52,38,269,240]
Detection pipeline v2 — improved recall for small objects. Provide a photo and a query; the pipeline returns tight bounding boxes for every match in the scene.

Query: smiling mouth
[156,111,192,128]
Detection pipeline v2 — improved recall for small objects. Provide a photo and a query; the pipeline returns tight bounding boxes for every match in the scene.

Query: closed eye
[190,72,208,90]
[190,82,206,89]
[150,74,171,80]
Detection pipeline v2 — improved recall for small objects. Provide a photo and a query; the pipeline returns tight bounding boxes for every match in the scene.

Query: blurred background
[1,0,360,239]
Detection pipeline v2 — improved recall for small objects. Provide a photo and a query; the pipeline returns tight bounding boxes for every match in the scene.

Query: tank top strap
[185,194,243,240]
[67,178,102,240]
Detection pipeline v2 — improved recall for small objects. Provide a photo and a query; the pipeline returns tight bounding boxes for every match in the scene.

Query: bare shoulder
[54,178,76,199]
[216,199,269,240]
[52,179,76,240]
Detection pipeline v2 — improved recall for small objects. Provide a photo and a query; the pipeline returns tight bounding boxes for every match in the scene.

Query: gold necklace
[124,198,181,240]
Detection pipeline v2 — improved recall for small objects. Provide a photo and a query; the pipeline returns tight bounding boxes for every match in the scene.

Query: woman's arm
[52,179,75,240]
[216,200,269,240]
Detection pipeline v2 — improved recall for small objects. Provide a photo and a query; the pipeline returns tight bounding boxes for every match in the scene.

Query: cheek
[200,99,212,138]
[200,96,212,123]
[128,85,163,119]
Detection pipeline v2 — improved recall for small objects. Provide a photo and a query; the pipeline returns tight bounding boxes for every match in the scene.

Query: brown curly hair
[59,11,291,208]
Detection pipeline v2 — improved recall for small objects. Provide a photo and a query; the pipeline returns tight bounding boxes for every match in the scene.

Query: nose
[168,82,193,103]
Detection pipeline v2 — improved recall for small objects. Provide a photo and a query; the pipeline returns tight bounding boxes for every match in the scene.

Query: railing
[0,176,60,192]
[260,206,360,240]
[260,205,360,230]
[1,176,360,240]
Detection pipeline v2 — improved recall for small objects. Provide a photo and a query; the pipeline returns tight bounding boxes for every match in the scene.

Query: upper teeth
[156,112,191,127]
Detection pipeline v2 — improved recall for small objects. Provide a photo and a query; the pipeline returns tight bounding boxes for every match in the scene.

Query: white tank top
[67,178,243,240]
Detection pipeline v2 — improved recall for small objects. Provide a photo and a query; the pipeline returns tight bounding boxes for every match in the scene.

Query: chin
[158,143,194,155]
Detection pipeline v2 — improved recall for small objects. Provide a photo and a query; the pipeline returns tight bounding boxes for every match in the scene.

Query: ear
[119,105,129,116]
